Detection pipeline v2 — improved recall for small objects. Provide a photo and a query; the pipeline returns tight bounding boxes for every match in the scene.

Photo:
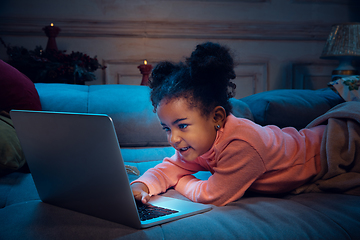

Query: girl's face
[157,97,218,162]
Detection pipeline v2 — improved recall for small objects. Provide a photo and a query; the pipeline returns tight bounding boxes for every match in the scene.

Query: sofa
[1,82,360,240]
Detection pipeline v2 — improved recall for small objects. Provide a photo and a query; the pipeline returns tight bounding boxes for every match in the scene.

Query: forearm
[174,174,247,206]
[132,168,175,196]
[131,157,200,196]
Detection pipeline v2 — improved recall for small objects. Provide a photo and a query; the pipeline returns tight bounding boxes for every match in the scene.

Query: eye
[179,124,188,129]
[162,126,170,132]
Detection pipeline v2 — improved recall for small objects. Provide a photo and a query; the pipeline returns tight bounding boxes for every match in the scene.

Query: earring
[215,124,221,130]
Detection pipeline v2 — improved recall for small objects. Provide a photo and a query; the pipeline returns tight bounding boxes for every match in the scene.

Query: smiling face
[157,97,219,162]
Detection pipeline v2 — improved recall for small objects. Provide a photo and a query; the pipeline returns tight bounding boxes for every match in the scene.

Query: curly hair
[149,42,236,117]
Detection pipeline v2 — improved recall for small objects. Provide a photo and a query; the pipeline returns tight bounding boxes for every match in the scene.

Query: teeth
[180,147,189,151]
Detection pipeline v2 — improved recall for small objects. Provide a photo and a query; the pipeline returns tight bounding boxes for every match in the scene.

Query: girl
[130,42,329,207]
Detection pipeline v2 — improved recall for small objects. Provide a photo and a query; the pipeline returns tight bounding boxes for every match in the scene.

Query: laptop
[10,110,212,229]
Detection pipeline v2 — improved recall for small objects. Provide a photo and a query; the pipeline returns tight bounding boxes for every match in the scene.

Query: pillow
[328,75,360,101]
[229,98,254,121]
[0,113,25,174]
[0,60,42,112]
[240,88,344,130]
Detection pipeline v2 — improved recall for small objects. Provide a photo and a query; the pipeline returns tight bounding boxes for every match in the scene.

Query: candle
[42,23,61,52]
[138,60,152,86]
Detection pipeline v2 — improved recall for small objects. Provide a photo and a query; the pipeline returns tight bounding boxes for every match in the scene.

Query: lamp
[320,23,360,81]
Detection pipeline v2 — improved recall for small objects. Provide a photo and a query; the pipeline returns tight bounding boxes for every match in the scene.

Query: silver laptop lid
[10,110,142,228]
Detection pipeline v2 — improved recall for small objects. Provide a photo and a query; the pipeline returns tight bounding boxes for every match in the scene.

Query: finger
[141,192,151,204]
[133,192,143,201]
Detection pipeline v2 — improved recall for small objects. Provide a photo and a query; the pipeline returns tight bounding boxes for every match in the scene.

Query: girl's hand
[131,182,151,204]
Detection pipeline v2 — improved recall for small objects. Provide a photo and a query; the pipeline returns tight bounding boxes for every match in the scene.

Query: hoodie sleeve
[131,152,207,196]
[174,139,266,206]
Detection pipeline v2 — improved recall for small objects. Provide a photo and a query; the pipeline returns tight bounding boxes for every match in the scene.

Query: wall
[1,0,360,98]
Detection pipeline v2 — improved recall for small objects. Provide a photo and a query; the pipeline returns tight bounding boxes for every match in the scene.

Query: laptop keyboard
[136,200,179,221]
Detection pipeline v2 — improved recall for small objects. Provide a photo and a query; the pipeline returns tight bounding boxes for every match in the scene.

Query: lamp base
[332,69,359,81]
[331,57,359,81]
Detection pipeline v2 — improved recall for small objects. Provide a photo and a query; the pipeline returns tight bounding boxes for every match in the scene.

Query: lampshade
[321,23,360,58]
[321,23,360,80]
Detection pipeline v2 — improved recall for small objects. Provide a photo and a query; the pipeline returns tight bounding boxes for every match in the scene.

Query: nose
[169,130,181,146]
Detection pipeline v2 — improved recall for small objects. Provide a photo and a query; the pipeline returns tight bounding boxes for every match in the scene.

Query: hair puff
[187,42,236,86]
[149,61,179,89]
[149,42,236,116]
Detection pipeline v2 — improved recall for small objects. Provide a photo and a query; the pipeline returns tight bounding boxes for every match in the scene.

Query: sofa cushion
[88,85,255,147]
[240,88,344,130]
[159,192,359,240]
[229,98,254,121]
[35,84,168,147]
[0,172,38,208]
[35,84,254,147]
[1,189,359,240]
[35,83,89,113]
[0,114,25,174]
[0,60,42,113]
[88,84,169,147]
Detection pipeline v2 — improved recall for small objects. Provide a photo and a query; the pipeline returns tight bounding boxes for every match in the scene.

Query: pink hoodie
[133,114,325,206]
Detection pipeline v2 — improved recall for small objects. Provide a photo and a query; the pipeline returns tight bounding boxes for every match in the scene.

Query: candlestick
[42,23,61,52]
[138,60,152,86]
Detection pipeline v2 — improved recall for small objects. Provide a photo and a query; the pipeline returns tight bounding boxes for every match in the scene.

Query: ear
[212,106,226,128]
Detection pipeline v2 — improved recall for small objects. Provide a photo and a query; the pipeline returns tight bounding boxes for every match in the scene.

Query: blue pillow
[240,88,344,130]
